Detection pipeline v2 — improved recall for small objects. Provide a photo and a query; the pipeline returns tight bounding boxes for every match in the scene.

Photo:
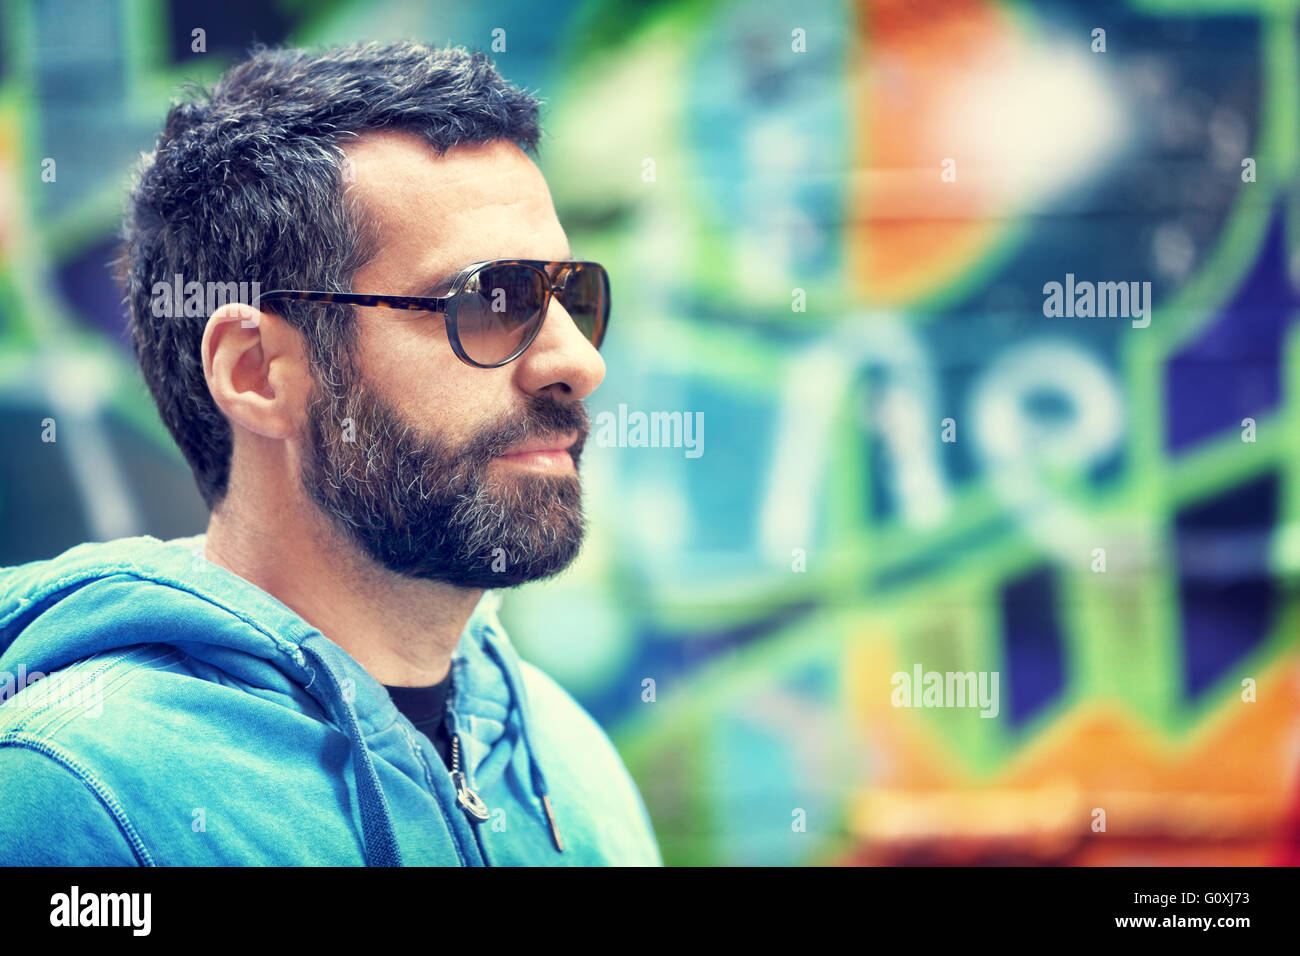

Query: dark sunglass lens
[457,264,547,364]
[560,264,608,349]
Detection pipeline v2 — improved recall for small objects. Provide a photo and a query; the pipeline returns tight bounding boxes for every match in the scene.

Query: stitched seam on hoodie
[0,735,155,866]
[0,576,99,632]
[0,564,153,631]
[3,568,314,667]
[36,647,183,741]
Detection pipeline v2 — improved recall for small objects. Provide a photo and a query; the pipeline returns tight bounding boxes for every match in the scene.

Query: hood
[0,533,561,866]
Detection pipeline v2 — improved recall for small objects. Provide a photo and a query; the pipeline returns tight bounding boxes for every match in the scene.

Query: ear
[201,302,312,440]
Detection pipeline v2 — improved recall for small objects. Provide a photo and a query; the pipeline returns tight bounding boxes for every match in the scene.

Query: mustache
[461,394,591,469]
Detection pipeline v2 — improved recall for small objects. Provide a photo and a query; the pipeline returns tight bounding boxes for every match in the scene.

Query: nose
[512,289,606,400]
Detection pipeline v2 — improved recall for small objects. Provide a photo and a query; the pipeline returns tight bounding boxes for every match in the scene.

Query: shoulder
[515,658,662,865]
[0,646,357,865]
[515,658,633,783]
[515,658,611,749]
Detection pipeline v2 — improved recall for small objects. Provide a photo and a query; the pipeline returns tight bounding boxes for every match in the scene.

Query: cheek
[357,318,518,443]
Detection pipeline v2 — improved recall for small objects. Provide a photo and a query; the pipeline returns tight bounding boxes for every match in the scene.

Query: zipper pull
[449,733,490,823]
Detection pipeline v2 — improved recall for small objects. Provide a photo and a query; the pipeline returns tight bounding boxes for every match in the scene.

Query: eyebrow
[409,271,458,300]
[409,251,576,299]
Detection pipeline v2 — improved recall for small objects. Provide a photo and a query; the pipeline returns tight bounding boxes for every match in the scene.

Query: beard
[299,360,590,589]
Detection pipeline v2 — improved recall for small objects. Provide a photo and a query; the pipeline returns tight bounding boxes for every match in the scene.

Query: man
[0,41,660,866]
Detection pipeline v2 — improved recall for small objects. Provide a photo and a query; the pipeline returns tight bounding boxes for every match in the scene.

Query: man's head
[120,42,606,588]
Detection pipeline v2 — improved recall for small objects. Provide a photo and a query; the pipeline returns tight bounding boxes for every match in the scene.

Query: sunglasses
[258,259,609,368]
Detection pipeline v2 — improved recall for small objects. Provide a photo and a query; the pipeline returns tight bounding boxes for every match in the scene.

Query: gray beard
[300,370,589,588]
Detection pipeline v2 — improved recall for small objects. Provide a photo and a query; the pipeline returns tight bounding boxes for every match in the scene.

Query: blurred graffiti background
[2,0,1299,865]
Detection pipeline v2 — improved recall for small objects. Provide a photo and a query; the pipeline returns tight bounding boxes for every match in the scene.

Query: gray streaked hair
[117,40,543,508]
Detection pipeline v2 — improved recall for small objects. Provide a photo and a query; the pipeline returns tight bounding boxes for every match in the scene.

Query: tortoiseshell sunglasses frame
[257,258,609,369]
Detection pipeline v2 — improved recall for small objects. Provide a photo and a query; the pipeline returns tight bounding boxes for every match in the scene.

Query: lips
[497,433,578,457]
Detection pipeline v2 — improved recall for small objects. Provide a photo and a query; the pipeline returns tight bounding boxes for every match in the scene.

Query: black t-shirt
[383,670,454,769]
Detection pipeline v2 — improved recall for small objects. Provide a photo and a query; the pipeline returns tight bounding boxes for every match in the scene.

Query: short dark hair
[118,41,543,508]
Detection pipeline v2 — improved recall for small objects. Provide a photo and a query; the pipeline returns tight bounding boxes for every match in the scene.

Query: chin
[406,542,585,589]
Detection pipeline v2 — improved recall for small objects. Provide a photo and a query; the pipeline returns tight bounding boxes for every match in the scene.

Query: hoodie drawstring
[300,641,403,867]
[482,639,564,853]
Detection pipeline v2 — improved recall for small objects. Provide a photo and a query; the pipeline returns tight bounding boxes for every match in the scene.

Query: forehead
[341,130,568,286]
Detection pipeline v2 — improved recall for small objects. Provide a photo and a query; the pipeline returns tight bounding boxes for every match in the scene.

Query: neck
[202,483,482,688]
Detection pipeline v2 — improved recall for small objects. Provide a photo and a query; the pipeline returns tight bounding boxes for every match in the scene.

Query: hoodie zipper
[448,731,490,823]
[436,643,564,854]
[442,665,490,826]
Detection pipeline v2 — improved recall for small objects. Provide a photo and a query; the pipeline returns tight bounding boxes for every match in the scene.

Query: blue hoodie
[0,534,661,866]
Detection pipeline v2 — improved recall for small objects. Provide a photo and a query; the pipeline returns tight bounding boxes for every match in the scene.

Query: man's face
[299,132,606,588]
